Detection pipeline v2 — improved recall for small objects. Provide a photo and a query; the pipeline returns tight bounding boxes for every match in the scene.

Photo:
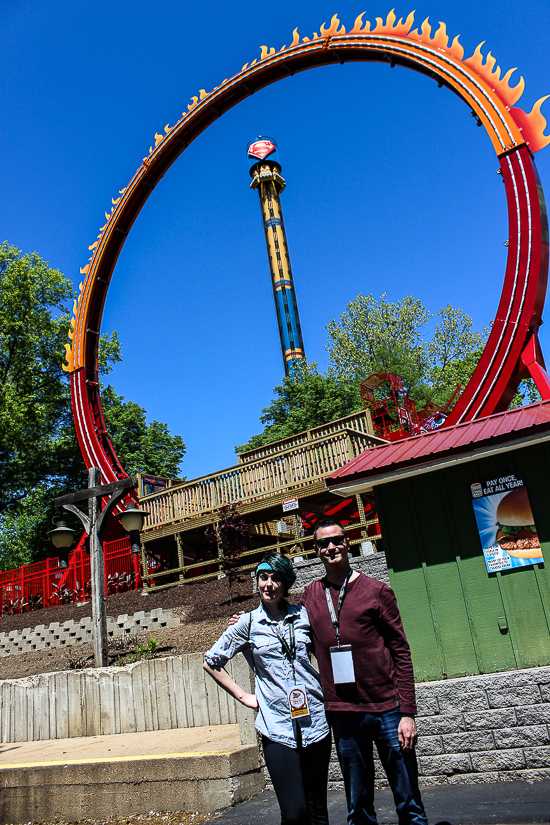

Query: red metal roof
[327,399,550,488]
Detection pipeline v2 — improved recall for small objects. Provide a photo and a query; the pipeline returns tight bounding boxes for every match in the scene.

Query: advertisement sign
[471,473,543,573]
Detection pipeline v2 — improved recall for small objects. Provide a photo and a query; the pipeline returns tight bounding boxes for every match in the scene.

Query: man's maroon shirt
[300,572,417,715]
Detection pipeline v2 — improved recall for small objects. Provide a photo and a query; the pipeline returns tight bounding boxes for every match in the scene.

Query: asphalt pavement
[215,779,550,824]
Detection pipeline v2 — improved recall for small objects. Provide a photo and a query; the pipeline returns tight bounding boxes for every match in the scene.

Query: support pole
[176,534,185,582]
[57,471,137,667]
[88,467,108,667]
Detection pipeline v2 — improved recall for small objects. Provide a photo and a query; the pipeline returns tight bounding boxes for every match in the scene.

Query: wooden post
[88,467,108,667]
[140,539,149,591]
[355,493,368,543]
[284,455,292,486]
[176,534,185,582]
[346,432,355,461]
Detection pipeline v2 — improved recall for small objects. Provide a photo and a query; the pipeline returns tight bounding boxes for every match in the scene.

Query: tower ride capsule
[247,137,306,377]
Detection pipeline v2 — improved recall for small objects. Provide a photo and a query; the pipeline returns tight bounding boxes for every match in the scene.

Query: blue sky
[2,0,549,479]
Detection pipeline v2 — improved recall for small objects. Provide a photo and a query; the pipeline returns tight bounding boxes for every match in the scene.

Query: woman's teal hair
[255,551,296,596]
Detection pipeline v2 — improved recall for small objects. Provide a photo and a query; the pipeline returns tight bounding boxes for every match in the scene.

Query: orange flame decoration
[463,42,524,107]
[67,184,129,369]
[510,96,550,153]
[70,8,550,373]
[133,10,550,189]
[319,14,346,37]
[173,9,549,154]
[63,281,85,371]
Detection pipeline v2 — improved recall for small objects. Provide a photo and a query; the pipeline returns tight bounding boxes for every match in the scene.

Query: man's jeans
[329,709,428,825]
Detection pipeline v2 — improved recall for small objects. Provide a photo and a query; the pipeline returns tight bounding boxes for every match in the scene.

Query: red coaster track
[64,12,550,484]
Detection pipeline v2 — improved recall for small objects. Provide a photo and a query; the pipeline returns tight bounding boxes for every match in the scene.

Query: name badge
[287,685,310,718]
[330,644,355,684]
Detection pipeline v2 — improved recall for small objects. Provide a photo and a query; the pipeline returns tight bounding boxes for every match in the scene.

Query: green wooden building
[327,401,550,682]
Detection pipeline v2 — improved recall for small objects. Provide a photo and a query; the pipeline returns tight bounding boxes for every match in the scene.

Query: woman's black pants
[262,730,332,825]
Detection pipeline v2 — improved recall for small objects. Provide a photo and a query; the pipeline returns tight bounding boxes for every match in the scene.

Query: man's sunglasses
[315,535,347,549]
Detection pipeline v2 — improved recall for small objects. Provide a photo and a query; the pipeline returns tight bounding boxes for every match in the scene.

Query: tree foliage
[238,295,490,453]
[100,385,185,477]
[326,293,487,410]
[235,362,363,453]
[0,243,186,570]
[0,241,74,514]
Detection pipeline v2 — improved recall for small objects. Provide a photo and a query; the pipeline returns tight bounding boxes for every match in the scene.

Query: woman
[203,551,331,825]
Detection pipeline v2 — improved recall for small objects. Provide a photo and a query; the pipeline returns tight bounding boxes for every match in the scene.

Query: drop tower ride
[247,137,305,377]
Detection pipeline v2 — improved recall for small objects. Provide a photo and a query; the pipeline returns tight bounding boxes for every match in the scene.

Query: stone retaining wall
[252,552,390,593]
[412,666,550,785]
[0,608,180,656]
[322,665,550,789]
[0,652,256,745]
[290,552,390,591]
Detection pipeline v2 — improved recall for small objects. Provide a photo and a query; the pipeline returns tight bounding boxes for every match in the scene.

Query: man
[299,516,428,825]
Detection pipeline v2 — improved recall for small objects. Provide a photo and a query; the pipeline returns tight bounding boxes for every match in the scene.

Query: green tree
[0,242,74,514]
[326,293,487,410]
[509,377,542,408]
[100,385,185,477]
[0,487,52,572]
[235,362,363,453]
[0,243,186,570]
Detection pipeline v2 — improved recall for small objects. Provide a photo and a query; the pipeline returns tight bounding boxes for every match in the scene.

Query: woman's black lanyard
[275,618,296,679]
[325,569,352,647]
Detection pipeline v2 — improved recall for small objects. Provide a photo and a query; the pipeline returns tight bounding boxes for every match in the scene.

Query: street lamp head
[117,501,150,534]
[47,520,76,568]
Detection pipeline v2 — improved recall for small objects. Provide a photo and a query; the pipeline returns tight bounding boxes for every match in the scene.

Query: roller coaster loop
[63,10,550,490]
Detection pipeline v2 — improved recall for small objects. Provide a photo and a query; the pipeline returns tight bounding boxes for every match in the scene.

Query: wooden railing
[141,428,379,532]
[237,409,375,464]
[142,514,382,591]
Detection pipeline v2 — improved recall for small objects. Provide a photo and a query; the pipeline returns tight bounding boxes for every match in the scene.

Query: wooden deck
[140,425,381,536]
[137,410,385,591]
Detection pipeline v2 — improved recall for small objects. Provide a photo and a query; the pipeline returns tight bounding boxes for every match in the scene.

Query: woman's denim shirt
[204,602,329,748]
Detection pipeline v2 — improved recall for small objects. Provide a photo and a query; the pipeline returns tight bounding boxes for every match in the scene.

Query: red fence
[0,537,141,616]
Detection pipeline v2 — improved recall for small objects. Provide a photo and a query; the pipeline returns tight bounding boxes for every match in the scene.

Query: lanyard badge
[275,618,311,718]
[329,645,355,684]
[287,685,310,718]
[325,571,356,684]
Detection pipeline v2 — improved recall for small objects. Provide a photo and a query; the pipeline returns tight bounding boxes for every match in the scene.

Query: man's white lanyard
[324,569,352,647]
[325,571,356,684]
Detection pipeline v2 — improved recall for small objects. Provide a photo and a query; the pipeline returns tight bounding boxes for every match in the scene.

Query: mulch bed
[0,574,257,634]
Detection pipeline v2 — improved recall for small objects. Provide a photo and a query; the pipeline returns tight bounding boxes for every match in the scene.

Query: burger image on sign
[495,486,540,558]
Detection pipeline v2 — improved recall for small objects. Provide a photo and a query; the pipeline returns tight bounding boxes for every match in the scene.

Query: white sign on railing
[282,497,299,513]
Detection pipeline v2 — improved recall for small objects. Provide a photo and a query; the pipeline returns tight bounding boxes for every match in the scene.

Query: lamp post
[53,468,138,666]
[46,520,76,568]
[116,501,150,590]
[116,501,150,554]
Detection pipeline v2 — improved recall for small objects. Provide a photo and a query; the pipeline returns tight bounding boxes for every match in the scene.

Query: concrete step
[0,724,263,823]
